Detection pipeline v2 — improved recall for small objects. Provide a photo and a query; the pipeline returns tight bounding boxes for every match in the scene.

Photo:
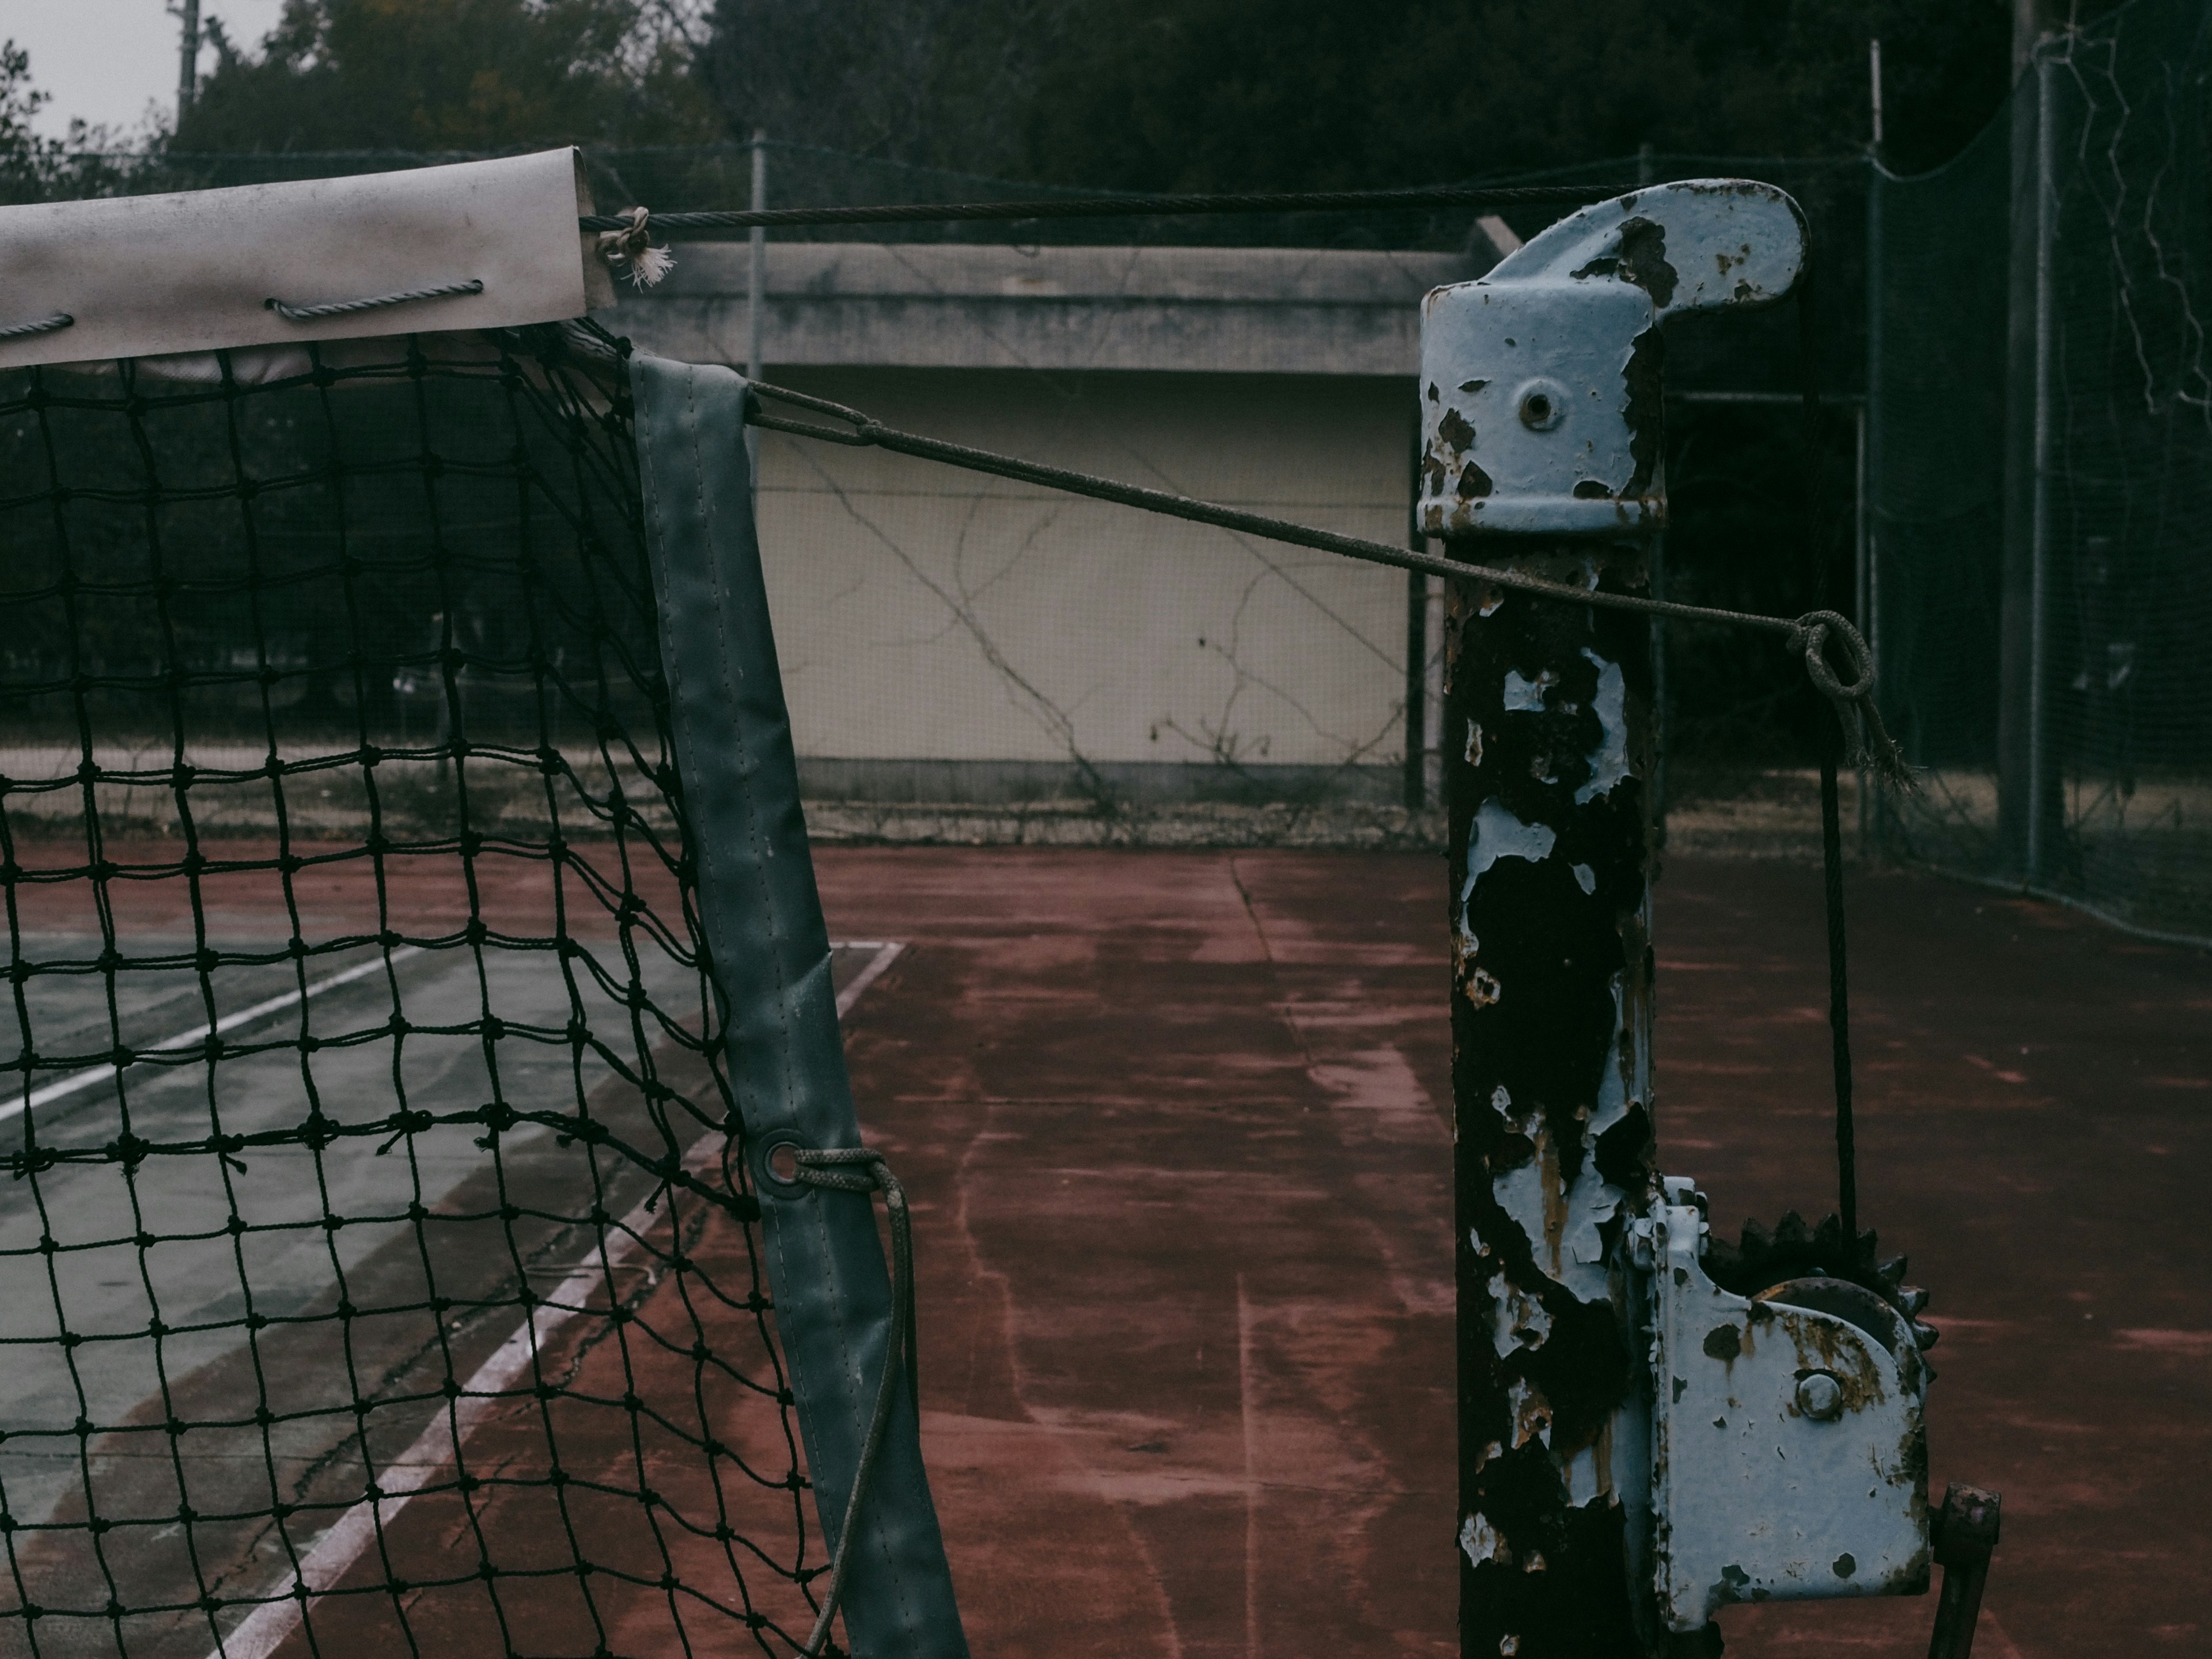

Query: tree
[699,0,1080,173]
[175,0,718,153]
[1020,0,2016,192]
[0,41,129,204]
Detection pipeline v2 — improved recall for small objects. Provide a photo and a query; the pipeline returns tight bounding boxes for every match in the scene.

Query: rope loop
[1789,609,1913,790]
[788,1144,918,1658]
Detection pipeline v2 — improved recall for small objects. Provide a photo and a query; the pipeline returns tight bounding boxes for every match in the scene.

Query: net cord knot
[597,207,677,290]
[789,1145,918,1658]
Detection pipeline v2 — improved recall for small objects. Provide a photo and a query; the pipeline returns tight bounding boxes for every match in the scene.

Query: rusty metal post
[1420,184,1807,1659]
[1445,526,1659,1655]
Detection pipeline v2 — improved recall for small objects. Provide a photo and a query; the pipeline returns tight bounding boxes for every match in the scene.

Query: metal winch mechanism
[1633,1179,1930,1633]
[1421,180,1999,1656]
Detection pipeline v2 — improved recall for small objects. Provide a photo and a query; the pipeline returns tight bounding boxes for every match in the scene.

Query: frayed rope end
[596,206,676,291]
[1790,609,1919,795]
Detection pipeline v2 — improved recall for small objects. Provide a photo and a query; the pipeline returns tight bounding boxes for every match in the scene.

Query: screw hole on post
[1513,378,1569,431]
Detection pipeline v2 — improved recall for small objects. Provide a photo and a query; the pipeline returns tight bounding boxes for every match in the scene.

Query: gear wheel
[1700,1209,1939,1357]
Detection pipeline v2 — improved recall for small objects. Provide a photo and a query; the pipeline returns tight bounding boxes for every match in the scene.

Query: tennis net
[0,321,830,1657]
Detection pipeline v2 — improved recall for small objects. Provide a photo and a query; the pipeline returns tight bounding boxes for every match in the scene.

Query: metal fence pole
[2027,50,2058,882]
[1999,3,2056,876]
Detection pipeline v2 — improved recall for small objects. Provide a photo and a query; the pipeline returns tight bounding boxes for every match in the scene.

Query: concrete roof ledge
[604,241,1479,376]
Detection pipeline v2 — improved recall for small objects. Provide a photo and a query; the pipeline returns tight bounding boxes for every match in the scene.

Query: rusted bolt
[1795,1371,1844,1421]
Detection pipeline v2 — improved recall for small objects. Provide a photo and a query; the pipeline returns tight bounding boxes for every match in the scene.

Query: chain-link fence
[44,109,2210,904]
[1870,0,2212,945]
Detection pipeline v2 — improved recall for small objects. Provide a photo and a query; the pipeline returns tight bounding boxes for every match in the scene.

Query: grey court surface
[0,933,886,1650]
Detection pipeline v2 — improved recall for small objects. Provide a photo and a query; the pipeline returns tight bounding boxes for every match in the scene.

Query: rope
[595,205,679,289]
[1798,275,1861,1244]
[788,1146,918,1659]
[744,380,1914,791]
[0,312,73,342]
[263,278,483,322]
[577,181,1631,236]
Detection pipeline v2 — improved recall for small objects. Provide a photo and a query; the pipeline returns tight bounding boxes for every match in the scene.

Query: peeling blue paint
[1574,649,1629,805]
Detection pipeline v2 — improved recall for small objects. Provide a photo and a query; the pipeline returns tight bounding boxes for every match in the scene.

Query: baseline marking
[835,940,906,1018]
[6,946,427,1125]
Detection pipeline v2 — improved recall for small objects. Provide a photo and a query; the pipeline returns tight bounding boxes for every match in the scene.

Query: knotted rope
[595,206,677,290]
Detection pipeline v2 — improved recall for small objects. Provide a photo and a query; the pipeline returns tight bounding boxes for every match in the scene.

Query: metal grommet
[755,1130,811,1198]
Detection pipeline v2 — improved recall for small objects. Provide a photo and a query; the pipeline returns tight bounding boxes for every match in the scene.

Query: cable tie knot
[1787,609,1914,792]
[597,207,676,291]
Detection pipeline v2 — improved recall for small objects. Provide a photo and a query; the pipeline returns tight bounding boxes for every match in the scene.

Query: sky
[6,0,290,140]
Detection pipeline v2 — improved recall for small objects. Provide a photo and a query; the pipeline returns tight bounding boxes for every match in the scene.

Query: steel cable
[743,379,1914,790]
[578,181,1630,236]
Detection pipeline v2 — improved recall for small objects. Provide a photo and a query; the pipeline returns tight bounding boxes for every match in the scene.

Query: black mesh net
[0,323,827,1657]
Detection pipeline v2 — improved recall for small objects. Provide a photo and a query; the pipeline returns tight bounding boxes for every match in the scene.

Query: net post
[1419,180,1809,1658]
[1443,530,1659,1656]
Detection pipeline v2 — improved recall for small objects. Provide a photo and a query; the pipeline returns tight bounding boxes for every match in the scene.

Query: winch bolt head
[1796,1371,1844,1421]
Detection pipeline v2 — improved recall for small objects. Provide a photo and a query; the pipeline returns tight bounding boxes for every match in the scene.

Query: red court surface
[808,846,2210,1659]
[13,842,2203,1656]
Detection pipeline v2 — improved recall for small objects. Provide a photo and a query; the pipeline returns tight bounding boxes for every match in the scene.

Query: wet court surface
[0,843,2202,1656]
[810,847,2210,1659]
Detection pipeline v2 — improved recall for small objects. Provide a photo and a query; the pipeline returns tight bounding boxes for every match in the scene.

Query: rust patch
[1437,408,1475,451]
[1702,1324,1741,1363]
[1456,460,1494,501]
[1614,217,1679,306]
[1571,480,1612,499]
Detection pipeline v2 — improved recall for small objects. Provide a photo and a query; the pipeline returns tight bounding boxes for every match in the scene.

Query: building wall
[607,244,1454,804]
[752,367,1413,802]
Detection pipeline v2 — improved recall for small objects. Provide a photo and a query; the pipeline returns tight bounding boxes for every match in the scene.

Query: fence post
[1419,183,1806,1659]
[1999,5,2060,879]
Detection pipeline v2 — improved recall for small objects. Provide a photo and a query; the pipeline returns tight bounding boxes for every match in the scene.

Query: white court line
[209,939,906,1659]
[6,947,426,1126]
[834,940,906,1018]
